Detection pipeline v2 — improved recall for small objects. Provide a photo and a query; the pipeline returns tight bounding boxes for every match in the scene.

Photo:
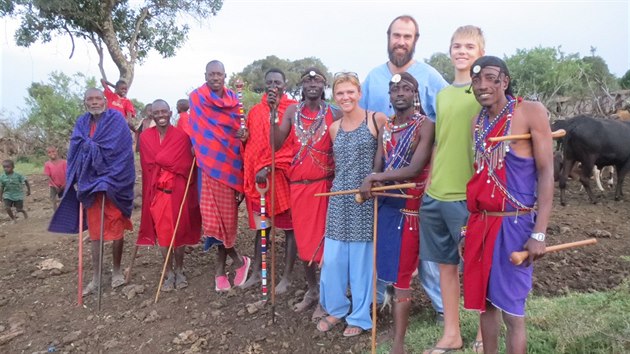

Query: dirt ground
[0,172,628,353]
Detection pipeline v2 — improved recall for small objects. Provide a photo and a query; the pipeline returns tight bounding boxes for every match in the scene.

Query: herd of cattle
[552,115,630,205]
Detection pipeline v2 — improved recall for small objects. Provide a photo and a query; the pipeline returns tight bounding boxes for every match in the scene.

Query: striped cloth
[200,173,238,248]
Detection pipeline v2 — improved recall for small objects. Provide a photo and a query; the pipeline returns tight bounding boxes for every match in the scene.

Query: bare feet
[275,278,291,295]
[239,273,261,289]
[293,289,318,312]
[175,271,188,289]
[311,303,327,321]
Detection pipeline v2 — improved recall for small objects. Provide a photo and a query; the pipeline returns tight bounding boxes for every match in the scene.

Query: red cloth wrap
[177,111,192,137]
[137,126,201,248]
[243,93,297,218]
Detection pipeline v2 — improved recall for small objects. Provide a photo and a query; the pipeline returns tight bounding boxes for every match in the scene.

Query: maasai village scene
[0,1,629,353]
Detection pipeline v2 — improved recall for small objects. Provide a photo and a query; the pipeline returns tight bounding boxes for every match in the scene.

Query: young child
[419,25,486,353]
[43,147,67,211]
[1,159,31,222]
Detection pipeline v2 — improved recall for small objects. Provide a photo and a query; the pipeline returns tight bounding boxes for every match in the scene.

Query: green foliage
[2,0,223,84]
[425,52,454,84]
[23,71,94,150]
[381,283,630,353]
[619,70,630,89]
[229,55,332,100]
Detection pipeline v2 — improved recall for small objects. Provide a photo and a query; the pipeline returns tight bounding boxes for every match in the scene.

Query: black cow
[557,115,630,205]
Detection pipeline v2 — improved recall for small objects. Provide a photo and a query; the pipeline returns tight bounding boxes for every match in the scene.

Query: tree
[229,55,332,100]
[425,52,453,84]
[23,71,95,150]
[1,0,223,86]
[620,70,630,90]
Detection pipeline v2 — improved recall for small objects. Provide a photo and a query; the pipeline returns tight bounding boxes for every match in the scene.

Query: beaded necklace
[473,95,516,175]
[292,101,333,172]
[383,112,425,171]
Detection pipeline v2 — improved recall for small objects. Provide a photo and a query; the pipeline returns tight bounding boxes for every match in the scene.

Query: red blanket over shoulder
[137,126,201,247]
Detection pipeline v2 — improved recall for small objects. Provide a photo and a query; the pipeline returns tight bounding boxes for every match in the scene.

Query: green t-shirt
[426,84,480,201]
[0,172,26,201]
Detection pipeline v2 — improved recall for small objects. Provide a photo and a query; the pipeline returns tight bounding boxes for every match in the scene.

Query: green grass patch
[620,255,630,263]
[14,160,45,176]
[379,283,630,353]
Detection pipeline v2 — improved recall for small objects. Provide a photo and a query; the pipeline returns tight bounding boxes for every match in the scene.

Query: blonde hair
[450,25,485,53]
[332,74,361,93]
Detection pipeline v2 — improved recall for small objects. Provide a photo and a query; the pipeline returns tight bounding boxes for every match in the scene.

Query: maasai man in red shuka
[137,99,201,291]
[49,88,135,296]
[462,56,553,353]
[176,99,192,137]
[188,60,250,292]
[241,68,298,294]
[272,67,341,316]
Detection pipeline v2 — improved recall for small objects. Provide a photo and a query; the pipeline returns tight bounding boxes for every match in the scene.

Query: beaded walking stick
[235,78,246,129]
[255,182,270,302]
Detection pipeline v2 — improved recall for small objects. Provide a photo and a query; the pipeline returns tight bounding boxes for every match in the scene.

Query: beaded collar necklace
[294,101,328,147]
[473,95,516,174]
[383,112,421,145]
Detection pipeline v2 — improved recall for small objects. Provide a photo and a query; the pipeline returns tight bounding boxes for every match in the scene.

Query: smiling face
[205,62,226,94]
[115,82,128,97]
[450,34,484,72]
[333,81,361,113]
[84,89,107,116]
[471,65,509,108]
[301,75,326,101]
[387,19,418,68]
[47,147,58,161]
[151,101,172,128]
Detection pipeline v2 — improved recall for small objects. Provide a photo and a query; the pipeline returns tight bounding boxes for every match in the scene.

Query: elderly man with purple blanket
[49,88,135,296]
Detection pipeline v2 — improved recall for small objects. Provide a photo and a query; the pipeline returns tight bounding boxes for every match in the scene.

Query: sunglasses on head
[333,71,359,80]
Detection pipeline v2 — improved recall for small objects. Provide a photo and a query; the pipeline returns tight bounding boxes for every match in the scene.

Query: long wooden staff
[314,182,416,198]
[77,203,84,306]
[488,129,566,142]
[270,104,278,323]
[371,197,378,354]
[154,157,196,303]
[510,238,597,265]
[97,195,105,312]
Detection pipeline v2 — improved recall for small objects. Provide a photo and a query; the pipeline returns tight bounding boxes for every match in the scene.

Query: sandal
[472,340,483,353]
[343,325,364,337]
[316,316,342,332]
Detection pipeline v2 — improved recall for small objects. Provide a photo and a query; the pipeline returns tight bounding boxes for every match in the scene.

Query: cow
[557,115,630,205]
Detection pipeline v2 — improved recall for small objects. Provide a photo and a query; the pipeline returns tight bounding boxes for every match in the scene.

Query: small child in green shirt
[1,159,31,222]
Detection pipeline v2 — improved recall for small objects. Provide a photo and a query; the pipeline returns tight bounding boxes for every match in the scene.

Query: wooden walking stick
[488,129,566,142]
[270,104,279,323]
[97,195,105,312]
[355,191,415,204]
[124,245,139,284]
[77,203,84,306]
[314,182,416,198]
[510,238,597,265]
[371,197,378,354]
[154,158,196,303]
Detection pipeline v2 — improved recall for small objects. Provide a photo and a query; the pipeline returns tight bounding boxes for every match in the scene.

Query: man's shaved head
[152,99,170,110]
[176,99,189,113]
[205,60,225,72]
[84,88,104,100]
[84,88,107,116]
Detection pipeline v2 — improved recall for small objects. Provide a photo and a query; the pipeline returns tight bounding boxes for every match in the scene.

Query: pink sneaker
[215,275,231,292]
[233,256,251,287]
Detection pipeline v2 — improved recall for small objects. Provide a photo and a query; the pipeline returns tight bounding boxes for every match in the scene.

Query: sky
[1,0,629,121]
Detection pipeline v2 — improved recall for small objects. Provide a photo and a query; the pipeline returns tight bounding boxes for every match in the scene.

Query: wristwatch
[530,232,546,242]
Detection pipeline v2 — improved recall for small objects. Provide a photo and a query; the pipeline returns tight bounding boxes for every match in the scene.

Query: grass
[378,283,630,353]
[14,160,45,176]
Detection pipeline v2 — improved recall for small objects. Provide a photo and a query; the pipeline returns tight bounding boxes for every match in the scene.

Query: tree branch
[88,34,107,81]
[62,24,75,59]
[129,7,150,65]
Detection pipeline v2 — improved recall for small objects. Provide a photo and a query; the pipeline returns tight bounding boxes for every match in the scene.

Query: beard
[87,107,106,116]
[388,42,415,68]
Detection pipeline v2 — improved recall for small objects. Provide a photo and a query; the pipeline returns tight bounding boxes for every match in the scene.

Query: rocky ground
[0,172,628,353]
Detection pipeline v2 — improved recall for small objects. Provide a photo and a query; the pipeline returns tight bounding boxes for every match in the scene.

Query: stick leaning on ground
[370,197,378,354]
[488,129,566,142]
[510,238,597,266]
[77,203,84,306]
[154,157,196,304]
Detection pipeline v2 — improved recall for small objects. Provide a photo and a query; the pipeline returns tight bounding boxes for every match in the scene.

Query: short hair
[265,68,286,82]
[46,146,58,152]
[450,25,485,53]
[115,80,127,87]
[471,56,514,96]
[2,159,14,167]
[387,15,419,40]
[83,88,104,100]
[206,60,225,72]
[152,99,170,110]
[333,73,361,93]
[176,99,189,112]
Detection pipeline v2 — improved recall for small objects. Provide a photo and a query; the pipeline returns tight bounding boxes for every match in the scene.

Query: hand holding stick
[510,238,597,265]
[488,129,565,142]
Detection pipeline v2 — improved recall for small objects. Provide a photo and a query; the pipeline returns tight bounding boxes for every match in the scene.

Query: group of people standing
[42,14,554,354]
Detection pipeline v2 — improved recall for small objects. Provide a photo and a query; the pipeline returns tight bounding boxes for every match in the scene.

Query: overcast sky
[1,0,628,120]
